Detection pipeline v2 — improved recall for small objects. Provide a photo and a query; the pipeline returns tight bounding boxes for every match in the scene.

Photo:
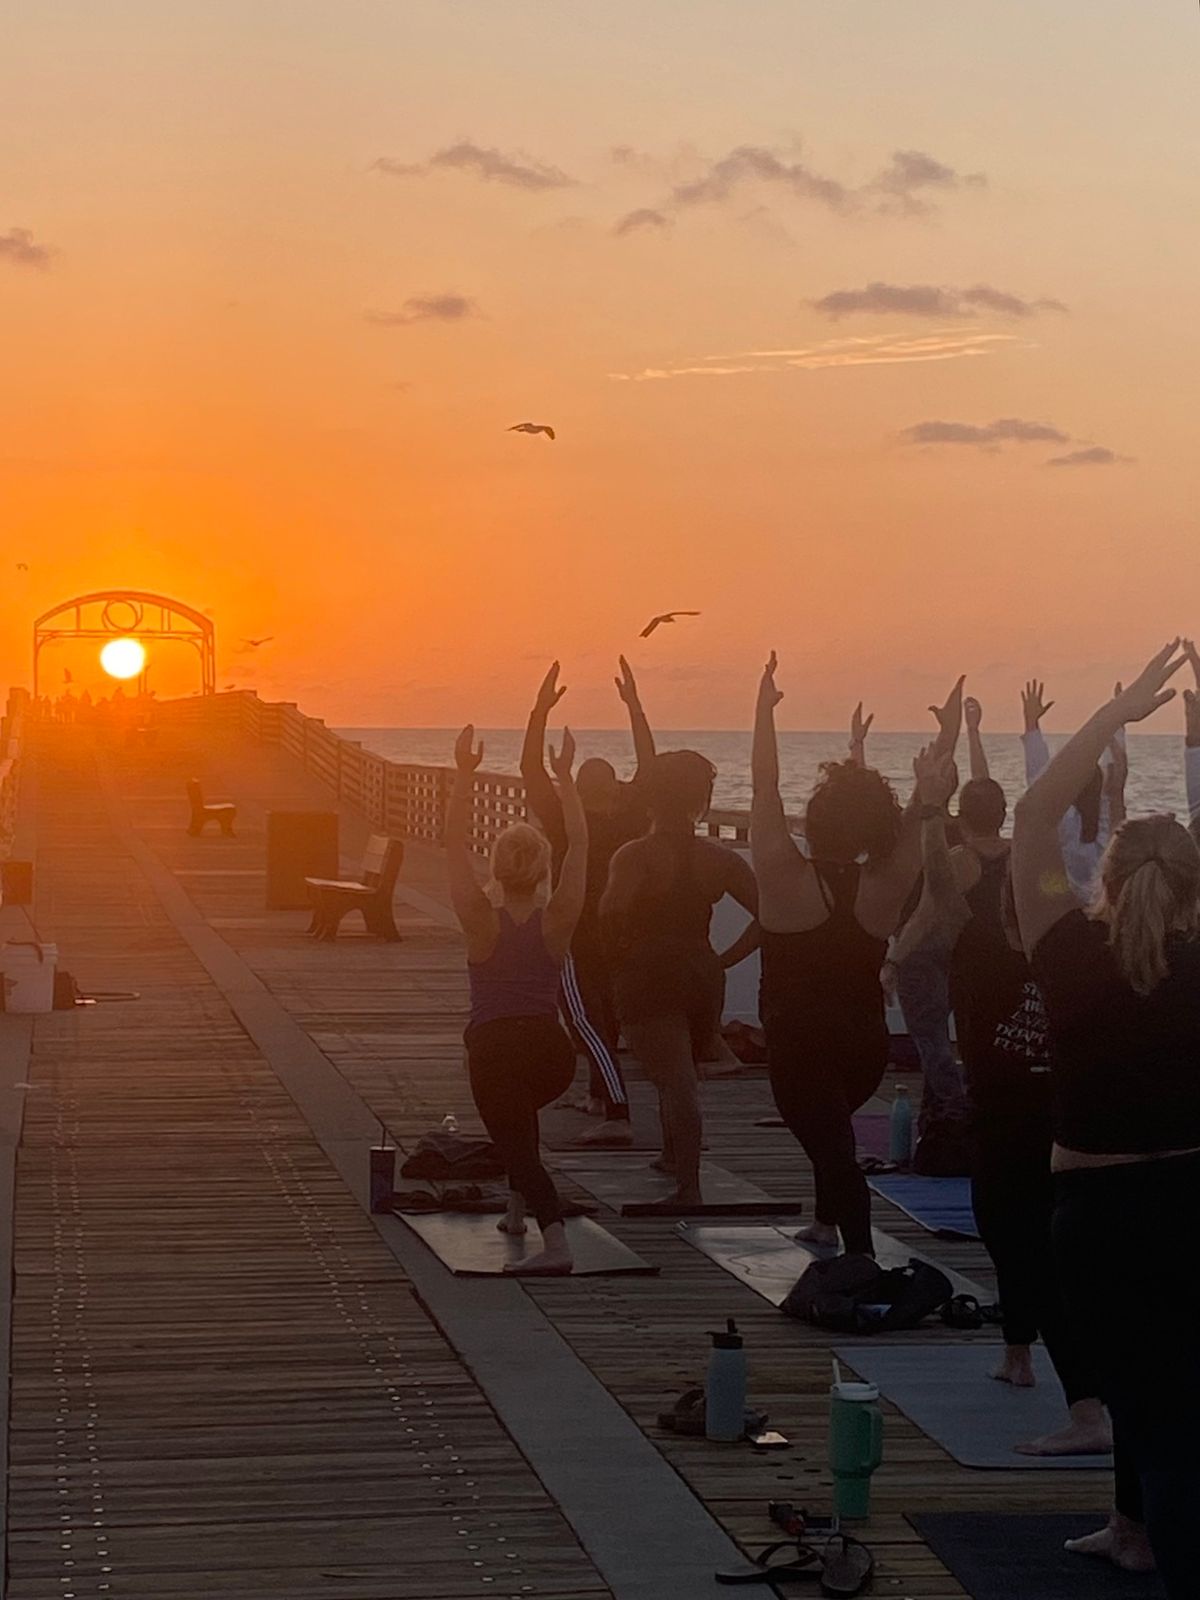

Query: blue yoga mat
[868,1174,979,1239]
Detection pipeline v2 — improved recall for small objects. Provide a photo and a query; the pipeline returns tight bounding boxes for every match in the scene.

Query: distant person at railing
[752,652,933,1257]
[521,657,656,1146]
[601,750,759,1207]
[446,723,588,1275]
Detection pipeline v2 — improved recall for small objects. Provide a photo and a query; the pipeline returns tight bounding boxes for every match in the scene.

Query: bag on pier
[399,1131,506,1182]
[781,1253,953,1334]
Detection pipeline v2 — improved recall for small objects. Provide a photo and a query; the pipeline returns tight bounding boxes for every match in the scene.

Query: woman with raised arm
[752,653,935,1256]
[601,750,759,1207]
[447,723,589,1275]
[1013,644,1200,1593]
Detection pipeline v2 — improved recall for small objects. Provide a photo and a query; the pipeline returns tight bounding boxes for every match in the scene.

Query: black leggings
[465,1016,576,1230]
[971,1098,1098,1405]
[1054,1151,1200,1599]
[766,1016,886,1256]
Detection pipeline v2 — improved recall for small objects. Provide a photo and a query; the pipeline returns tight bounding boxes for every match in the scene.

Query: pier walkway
[0,714,1104,1599]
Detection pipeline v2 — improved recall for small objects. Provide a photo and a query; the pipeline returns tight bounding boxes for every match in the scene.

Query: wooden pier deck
[0,718,1107,1599]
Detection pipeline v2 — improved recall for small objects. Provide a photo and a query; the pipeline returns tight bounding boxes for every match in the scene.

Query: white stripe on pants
[560,953,626,1104]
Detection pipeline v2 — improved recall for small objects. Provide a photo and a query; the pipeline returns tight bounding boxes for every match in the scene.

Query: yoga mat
[401,1210,658,1277]
[868,1173,979,1239]
[554,1155,805,1218]
[908,1513,1160,1598]
[539,1085,664,1151]
[679,1223,985,1312]
[833,1344,1112,1469]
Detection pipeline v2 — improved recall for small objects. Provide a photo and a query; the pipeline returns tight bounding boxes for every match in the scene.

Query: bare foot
[585,1096,606,1117]
[571,1120,634,1148]
[991,1345,1036,1388]
[1015,1419,1113,1456]
[650,1154,676,1175]
[496,1216,527,1235]
[497,1194,527,1235]
[502,1247,574,1276]
[793,1221,839,1249]
[1065,1515,1155,1574]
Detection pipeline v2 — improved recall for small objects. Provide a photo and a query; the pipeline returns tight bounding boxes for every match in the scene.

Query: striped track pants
[559,952,626,1105]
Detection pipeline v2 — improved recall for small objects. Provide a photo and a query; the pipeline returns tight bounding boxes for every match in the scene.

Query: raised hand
[913,745,958,808]
[964,696,983,732]
[1183,639,1200,689]
[548,726,577,780]
[850,701,874,748]
[455,725,484,772]
[1113,640,1186,724]
[535,661,567,715]
[614,655,641,708]
[1186,688,1200,747]
[758,651,784,710]
[928,675,966,737]
[1022,679,1054,733]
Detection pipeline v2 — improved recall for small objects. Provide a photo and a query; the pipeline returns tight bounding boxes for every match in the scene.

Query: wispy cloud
[364,294,478,327]
[613,207,672,237]
[1046,446,1134,468]
[374,141,575,192]
[814,281,1067,320]
[901,417,1070,448]
[868,149,987,215]
[608,330,1019,382]
[670,144,851,212]
[0,227,52,270]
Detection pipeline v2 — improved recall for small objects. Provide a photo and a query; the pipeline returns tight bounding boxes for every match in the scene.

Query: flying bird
[508,423,556,440]
[16,562,28,572]
[240,637,274,649]
[640,611,700,639]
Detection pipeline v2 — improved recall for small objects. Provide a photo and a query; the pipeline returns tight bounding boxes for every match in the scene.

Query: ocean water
[340,728,1191,821]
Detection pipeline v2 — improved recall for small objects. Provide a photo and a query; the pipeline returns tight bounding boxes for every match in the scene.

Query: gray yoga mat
[835,1344,1113,1469]
[401,1209,658,1277]
[554,1155,805,1217]
[678,1222,985,1310]
[909,1514,1160,1598]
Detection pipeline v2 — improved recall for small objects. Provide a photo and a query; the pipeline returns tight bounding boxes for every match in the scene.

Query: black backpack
[781,1253,953,1334]
[911,1116,972,1177]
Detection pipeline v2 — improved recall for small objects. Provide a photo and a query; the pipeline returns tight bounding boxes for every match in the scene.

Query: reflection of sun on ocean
[100,637,146,680]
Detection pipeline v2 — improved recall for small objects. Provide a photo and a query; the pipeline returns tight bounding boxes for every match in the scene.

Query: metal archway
[33,590,216,696]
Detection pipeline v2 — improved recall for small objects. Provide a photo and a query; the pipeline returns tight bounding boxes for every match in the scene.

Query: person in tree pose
[601,750,759,1206]
[752,652,936,1256]
[447,722,588,1275]
[521,657,655,1145]
[1013,644,1200,1593]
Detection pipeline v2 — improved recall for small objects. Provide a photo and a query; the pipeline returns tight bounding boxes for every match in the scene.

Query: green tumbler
[829,1379,883,1520]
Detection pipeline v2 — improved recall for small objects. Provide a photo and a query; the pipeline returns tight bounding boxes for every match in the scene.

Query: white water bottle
[705,1319,747,1442]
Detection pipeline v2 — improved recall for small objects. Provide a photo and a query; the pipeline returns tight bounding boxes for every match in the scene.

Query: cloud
[670,145,851,212]
[608,330,1019,382]
[869,148,987,214]
[374,141,575,191]
[1046,446,1134,468]
[901,417,1071,447]
[613,207,672,237]
[0,227,52,269]
[364,294,478,327]
[813,281,1067,320]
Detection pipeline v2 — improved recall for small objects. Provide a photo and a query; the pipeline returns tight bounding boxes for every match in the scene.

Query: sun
[99,637,147,680]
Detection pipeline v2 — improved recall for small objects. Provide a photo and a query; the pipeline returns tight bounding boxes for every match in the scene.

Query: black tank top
[616,835,714,957]
[759,862,888,1033]
[951,849,1028,1083]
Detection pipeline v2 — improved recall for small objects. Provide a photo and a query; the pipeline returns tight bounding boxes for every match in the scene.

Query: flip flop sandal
[657,1387,706,1435]
[716,1540,821,1585]
[818,1534,875,1597]
[941,1294,984,1330]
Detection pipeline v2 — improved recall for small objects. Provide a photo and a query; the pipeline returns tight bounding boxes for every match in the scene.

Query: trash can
[266,810,339,909]
[1,940,58,1013]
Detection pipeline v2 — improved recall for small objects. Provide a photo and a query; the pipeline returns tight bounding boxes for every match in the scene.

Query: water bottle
[441,1113,459,1135]
[829,1377,884,1518]
[705,1318,747,1442]
[889,1084,913,1165]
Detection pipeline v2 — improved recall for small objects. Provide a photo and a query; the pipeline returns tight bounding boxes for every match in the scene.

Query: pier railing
[151,690,766,854]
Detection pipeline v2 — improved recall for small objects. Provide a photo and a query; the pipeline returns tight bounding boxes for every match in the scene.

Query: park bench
[186,779,236,837]
[306,834,404,941]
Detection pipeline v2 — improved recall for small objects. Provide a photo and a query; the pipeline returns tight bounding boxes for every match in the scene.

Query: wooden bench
[306,834,404,941]
[186,779,237,837]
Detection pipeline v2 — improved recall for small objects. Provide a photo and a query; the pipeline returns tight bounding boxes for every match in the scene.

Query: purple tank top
[468,908,562,1026]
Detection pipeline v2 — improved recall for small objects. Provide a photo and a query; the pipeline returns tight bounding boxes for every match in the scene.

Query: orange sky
[2,2,1197,731]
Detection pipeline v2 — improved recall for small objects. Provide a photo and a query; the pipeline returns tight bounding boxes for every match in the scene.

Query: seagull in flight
[508,423,556,441]
[16,562,28,572]
[640,611,700,639]
[240,637,274,649]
